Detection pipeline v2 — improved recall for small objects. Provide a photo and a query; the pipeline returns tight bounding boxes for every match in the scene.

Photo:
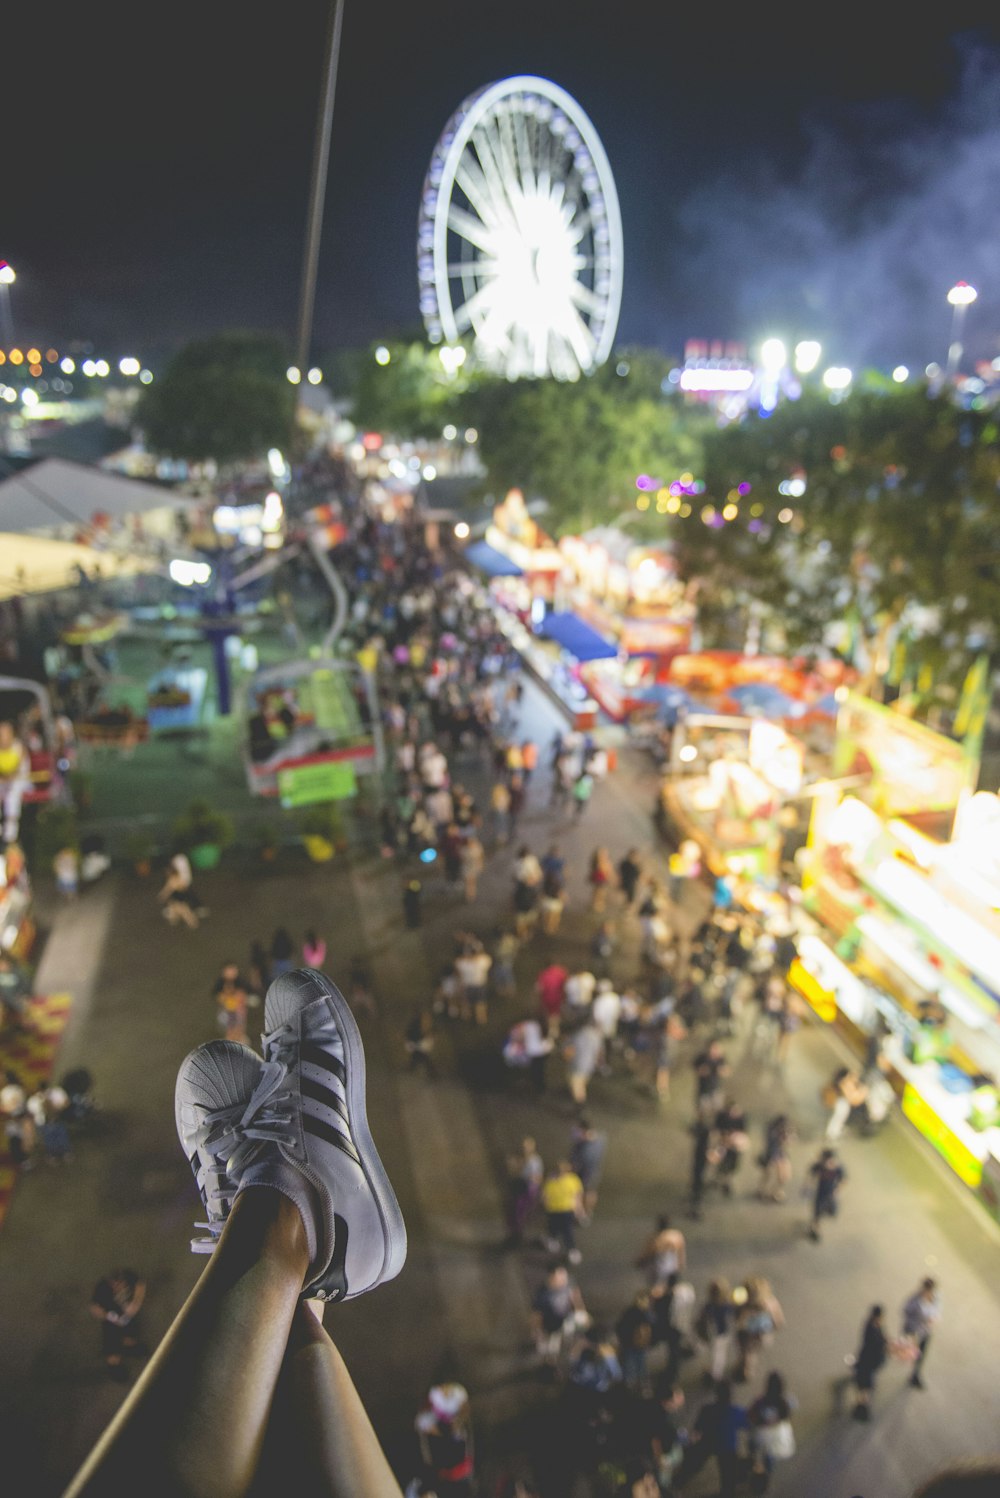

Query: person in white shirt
[564,969,596,1012]
[454,948,492,1027]
[592,979,622,1043]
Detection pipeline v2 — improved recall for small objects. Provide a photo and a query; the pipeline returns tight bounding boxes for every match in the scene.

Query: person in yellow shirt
[0,721,29,845]
[541,1160,584,1262]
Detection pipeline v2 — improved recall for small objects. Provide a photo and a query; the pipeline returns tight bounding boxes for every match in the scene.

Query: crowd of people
[0,464,978,1498]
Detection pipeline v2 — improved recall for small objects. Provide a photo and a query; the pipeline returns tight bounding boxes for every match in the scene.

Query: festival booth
[243,658,384,801]
[794,695,1000,1215]
[557,530,694,720]
[464,489,565,618]
[0,842,34,962]
[660,716,807,889]
[146,668,209,733]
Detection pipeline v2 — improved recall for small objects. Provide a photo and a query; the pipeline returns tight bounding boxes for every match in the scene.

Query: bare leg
[252,1303,401,1498]
[65,1189,310,1498]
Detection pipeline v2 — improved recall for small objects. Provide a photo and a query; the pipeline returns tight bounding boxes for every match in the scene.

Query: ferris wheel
[417,75,624,382]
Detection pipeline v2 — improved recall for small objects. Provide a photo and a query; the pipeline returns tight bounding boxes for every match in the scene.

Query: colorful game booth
[792,695,1000,1217]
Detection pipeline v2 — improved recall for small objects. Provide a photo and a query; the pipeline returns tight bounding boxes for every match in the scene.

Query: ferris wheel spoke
[568,211,592,245]
[452,279,506,334]
[556,301,598,369]
[570,281,604,316]
[471,127,520,231]
[455,159,505,235]
[496,108,525,203]
[513,109,536,197]
[446,204,496,256]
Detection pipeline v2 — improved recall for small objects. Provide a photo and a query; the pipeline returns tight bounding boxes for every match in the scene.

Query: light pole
[946,281,977,379]
[0,261,15,349]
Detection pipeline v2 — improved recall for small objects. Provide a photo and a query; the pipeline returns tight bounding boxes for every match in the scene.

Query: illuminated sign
[901,1084,983,1188]
[680,367,754,393]
[278,760,357,808]
[788,957,837,1023]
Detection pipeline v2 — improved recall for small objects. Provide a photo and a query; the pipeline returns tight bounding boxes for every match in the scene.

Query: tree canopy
[139,331,296,465]
[675,386,1000,695]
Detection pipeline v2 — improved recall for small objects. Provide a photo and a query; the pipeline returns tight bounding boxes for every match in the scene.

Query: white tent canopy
[0,457,189,537]
[0,532,160,600]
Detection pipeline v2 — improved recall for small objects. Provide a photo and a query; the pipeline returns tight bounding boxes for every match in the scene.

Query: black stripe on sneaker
[301,1074,349,1124]
[302,1042,346,1084]
[305,1112,362,1164]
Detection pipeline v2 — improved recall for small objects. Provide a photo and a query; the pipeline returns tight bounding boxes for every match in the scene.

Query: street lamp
[794,340,822,375]
[946,281,977,378]
[0,261,15,348]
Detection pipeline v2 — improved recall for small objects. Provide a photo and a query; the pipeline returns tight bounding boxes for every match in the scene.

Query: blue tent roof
[464,540,523,578]
[538,611,618,662]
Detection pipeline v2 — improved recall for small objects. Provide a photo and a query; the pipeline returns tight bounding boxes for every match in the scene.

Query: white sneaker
[174,1039,288,1254]
[258,967,407,1302]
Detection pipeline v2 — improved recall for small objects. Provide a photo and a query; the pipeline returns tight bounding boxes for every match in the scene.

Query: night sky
[7,4,1000,372]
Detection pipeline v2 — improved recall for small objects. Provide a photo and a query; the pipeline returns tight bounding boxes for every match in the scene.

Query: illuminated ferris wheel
[417,75,624,381]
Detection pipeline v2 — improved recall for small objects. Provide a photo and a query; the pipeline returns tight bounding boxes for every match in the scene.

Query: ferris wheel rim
[419,74,624,378]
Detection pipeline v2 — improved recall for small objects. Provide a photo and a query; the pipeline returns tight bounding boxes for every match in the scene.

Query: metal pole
[295,0,345,377]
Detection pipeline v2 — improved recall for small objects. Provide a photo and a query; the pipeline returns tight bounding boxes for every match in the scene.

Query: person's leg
[910,1333,930,1386]
[66,1188,310,1498]
[250,1302,401,1498]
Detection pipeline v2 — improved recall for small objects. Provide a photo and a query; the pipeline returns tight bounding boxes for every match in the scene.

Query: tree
[674,385,1000,700]
[351,340,476,437]
[139,331,296,465]
[462,351,710,532]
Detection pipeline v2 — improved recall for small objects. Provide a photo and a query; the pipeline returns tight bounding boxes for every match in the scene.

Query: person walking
[536,961,569,1037]
[530,1264,589,1369]
[569,1116,607,1218]
[808,1147,846,1241]
[588,846,615,914]
[89,1268,148,1381]
[635,1215,687,1288]
[571,770,594,820]
[404,1009,437,1077]
[757,1114,795,1202]
[733,1277,784,1384]
[414,1383,475,1497]
[158,851,200,930]
[490,779,512,845]
[455,941,493,1027]
[713,1098,750,1196]
[460,834,485,903]
[270,926,295,977]
[677,1380,749,1498]
[618,847,643,909]
[748,1371,797,1492]
[693,1039,730,1124]
[697,1277,736,1385]
[616,1290,656,1392]
[540,1161,585,1261]
[901,1277,940,1389]
[823,1066,867,1141]
[302,929,327,968]
[563,1017,604,1107]
[505,1136,544,1244]
[688,1120,713,1220]
[851,1304,888,1420]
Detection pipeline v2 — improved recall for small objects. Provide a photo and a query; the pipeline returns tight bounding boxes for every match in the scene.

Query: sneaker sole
[272,969,407,1298]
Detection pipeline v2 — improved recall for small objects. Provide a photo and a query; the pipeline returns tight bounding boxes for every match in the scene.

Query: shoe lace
[263,1017,344,1073]
[190,1059,296,1251]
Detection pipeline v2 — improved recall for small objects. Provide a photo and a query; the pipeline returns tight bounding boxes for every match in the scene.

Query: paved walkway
[0,679,998,1496]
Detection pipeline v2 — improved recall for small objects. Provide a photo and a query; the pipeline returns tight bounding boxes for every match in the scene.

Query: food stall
[464,490,565,620]
[660,718,807,886]
[557,531,694,719]
[795,696,1000,1213]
